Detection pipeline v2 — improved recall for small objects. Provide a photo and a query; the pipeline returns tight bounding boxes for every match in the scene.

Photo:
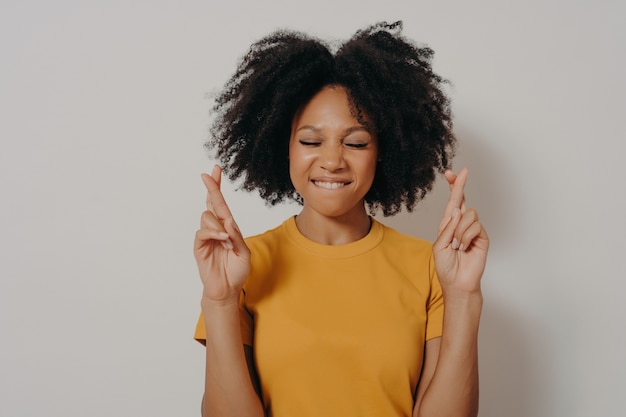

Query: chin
[307,201,367,219]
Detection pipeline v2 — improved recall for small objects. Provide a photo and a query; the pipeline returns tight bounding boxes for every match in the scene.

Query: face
[289,86,378,219]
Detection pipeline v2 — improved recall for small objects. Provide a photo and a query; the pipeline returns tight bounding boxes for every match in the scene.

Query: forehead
[292,86,365,129]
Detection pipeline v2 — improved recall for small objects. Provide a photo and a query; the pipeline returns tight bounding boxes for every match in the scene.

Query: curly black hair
[208,21,455,216]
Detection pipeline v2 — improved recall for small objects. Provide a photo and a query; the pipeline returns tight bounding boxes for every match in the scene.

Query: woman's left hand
[433,168,489,294]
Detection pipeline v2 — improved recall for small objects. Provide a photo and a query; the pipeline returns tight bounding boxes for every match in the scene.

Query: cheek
[288,148,308,187]
[288,147,316,171]
[357,154,379,179]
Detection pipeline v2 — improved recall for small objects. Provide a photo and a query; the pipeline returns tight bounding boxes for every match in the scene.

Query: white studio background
[1,1,624,416]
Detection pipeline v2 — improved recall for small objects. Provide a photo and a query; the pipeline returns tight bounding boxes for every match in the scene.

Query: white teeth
[313,181,347,190]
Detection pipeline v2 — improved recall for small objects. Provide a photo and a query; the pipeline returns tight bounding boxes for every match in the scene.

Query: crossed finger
[202,165,232,221]
[199,165,240,251]
[438,168,469,234]
[443,168,468,215]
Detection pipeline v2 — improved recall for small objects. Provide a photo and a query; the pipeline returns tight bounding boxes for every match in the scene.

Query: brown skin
[288,86,378,245]
[413,168,488,417]
[196,166,263,417]
[195,86,488,417]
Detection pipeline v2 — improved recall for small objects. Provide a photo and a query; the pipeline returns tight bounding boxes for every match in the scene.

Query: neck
[294,207,372,246]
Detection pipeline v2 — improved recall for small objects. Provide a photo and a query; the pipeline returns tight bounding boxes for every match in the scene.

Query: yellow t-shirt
[195,216,444,417]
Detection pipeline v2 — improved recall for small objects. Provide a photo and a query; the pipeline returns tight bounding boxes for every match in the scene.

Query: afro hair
[208,21,455,216]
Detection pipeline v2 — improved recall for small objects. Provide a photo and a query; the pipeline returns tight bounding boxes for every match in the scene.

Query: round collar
[282,215,384,259]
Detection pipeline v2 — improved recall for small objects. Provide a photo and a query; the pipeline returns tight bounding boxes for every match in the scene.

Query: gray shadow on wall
[374,127,519,249]
[477,297,535,417]
[375,128,531,417]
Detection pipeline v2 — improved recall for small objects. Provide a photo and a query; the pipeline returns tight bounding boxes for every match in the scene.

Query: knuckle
[200,211,221,228]
[463,208,478,221]
[200,212,210,225]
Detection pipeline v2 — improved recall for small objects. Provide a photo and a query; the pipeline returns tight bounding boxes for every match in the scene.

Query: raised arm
[194,165,264,417]
[413,168,489,417]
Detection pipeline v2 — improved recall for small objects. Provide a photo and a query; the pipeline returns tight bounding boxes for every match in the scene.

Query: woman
[194,22,488,417]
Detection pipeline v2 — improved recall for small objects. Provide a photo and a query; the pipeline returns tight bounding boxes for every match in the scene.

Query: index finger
[201,170,234,221]
[443,168,468,217]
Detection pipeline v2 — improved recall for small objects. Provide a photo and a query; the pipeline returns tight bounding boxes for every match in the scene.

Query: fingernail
[452,238,459,250]
[219,232,229,239]
[225,239,233,250]
[459,243,465,251]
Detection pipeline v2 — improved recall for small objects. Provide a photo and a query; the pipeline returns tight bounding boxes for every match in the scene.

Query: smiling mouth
[312,180,350,190]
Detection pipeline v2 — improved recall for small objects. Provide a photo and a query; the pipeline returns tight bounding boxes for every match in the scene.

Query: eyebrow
[295,125,372,135]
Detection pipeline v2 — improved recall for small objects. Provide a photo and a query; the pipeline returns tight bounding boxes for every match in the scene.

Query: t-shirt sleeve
[193,289,253,346]
[193,312,206,345]
[425,253,444,340]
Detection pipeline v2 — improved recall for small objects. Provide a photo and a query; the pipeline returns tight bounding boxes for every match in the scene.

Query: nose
[320,143,345,172]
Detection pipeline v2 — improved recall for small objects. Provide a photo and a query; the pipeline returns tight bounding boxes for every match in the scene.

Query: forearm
[201,299,264,417]
[416,291,482,417]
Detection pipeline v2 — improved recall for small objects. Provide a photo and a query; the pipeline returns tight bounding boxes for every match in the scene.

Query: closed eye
[345,142,369,148]
[299,140,321,146]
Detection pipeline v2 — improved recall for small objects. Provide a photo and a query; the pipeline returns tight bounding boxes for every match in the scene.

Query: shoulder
[244,218,290,253]
[376,220,433,252]
[242,218,295,276]
[241,218,297,295]
[374,220,437,277]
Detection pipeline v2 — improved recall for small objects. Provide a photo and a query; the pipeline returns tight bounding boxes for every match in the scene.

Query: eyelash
[298,140,369,148]
[299,140,321,146]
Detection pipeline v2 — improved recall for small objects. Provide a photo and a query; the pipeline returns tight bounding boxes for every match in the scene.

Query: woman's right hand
[194,165,251,306]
